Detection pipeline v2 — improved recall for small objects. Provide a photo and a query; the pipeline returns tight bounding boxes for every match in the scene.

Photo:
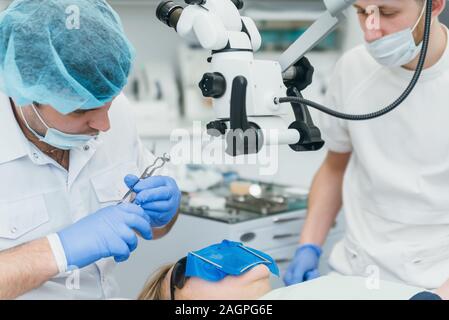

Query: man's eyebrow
[353,4,400,11]
[73,109,88,114]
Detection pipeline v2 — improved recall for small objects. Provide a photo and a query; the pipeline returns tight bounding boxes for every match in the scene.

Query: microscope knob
[199,72,227,98]
[185,0,206,5]
[231,0,244,10]
[207,121,227,137]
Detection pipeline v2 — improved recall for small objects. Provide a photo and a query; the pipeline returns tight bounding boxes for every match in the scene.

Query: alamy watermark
[65,267,81,291]
[365,5,381,31]
[365,264,381,290]
[168,121,282,176]
[66,5,80,30]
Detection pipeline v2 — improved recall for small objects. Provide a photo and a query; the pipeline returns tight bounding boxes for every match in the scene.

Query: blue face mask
[18,103,97,150]
[185,240,279,282]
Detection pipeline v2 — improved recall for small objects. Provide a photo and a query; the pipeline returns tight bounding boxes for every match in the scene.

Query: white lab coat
[0,92,156,299]
[319,26,449,289]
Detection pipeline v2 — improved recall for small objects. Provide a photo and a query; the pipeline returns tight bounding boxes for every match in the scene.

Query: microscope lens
[156,1,184,29]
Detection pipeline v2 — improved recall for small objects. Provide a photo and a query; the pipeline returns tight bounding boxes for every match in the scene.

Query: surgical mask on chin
[365,2,429,67]
[18,103,97,150]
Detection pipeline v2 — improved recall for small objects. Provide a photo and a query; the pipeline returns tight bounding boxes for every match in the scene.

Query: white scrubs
[0,92,156,299]
[320,26,449,289]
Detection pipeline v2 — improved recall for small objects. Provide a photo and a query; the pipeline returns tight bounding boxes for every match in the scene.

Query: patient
[137,240,449,300]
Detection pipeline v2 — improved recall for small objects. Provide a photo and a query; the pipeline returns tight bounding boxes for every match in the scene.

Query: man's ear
[432,0,446,19]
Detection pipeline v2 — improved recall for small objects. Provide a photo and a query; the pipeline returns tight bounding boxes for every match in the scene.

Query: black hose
[277,0,433,121]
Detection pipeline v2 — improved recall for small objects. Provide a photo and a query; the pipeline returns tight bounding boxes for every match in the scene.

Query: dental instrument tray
[180,179,308,224]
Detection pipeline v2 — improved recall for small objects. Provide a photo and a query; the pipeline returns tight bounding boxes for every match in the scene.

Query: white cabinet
[229,213,304,251]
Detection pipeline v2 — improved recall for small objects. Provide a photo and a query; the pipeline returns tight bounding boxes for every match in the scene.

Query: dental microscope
[156,0,431,156]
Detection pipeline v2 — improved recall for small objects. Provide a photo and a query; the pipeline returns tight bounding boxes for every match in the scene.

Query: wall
[111,3,180,69]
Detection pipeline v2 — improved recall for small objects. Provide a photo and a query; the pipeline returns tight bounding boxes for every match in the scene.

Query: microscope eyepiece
[156,1,184,29]
[231,0,244,10]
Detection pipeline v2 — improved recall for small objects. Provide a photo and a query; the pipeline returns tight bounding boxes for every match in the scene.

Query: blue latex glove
[58,203,152,270]
[283,244,322,286]
[124,175,181,227]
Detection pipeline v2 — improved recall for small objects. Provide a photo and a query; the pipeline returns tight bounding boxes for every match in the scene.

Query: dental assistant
[285,0,449,289]
[0,0,181,299]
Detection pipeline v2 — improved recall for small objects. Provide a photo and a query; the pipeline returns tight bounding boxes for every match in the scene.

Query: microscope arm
[279,0,357,72]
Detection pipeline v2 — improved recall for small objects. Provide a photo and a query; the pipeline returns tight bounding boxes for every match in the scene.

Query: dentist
[0,0,181,299]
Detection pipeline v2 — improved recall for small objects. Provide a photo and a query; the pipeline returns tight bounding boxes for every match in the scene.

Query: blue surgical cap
[0,0,135,114]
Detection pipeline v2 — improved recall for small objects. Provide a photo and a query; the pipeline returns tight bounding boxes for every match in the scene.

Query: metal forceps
[120,153,171,204]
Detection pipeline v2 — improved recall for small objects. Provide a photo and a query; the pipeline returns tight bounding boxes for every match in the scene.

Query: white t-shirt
[320,25,449,289]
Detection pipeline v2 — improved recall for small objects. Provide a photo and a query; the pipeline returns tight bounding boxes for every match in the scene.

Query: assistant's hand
[124,175,181,227]
[283,244,322,286]
[58,203,152,269]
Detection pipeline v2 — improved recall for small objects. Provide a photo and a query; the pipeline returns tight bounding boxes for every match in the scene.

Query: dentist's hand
[58,203,152,269]
[283,244,322,286]
[124,175,181,227]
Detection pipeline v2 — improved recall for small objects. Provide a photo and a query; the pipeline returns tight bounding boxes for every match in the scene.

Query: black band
[212,48,254,54]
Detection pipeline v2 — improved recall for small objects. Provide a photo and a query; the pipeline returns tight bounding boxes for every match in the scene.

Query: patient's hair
[138,264,174,300]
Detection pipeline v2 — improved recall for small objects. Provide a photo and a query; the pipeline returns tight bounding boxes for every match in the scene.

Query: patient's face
[164,264,272,300]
